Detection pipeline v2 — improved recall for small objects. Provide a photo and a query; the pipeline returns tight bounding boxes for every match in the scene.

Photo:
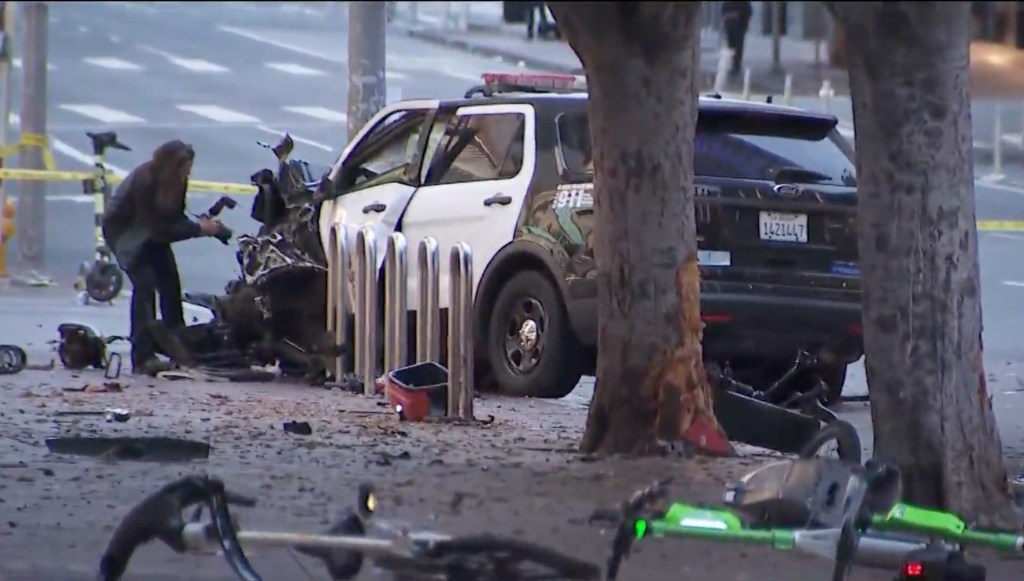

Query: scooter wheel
[798,419,862,465]
[86,262,124,303]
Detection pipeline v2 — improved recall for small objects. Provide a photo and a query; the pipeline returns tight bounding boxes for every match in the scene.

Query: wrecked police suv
[182,72,863,406]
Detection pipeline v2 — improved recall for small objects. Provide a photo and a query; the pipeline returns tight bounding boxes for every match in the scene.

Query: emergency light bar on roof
[478,72,587,94]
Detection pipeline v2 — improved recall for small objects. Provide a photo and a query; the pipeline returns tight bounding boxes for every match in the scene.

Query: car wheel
[798,419,862,465]
[487,270,582,399]
[820,362,848,406]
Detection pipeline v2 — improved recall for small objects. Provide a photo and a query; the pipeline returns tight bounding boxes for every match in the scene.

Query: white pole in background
[993,104,1004,179]
[741,68,751,100]
[713,48,732,94]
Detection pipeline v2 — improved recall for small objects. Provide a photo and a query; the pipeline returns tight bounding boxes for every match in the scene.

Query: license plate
[759,212,808,243]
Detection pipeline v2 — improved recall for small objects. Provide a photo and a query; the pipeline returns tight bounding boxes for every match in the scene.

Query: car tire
[820,362,848,406]
[797,419,862,465]
[487,270,582,399]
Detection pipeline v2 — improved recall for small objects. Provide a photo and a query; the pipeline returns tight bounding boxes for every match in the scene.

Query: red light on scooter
[903,561,924,577]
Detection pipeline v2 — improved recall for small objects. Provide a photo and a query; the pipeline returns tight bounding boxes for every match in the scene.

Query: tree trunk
[826,2,1017,528]
[549,3,731,457]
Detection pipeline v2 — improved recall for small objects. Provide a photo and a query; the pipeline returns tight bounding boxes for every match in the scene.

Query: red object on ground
[385,375,433,422]
[682,417,736,457]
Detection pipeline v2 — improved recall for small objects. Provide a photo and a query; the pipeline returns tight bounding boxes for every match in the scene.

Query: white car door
[319,100,439,267]
[400,103,536,310]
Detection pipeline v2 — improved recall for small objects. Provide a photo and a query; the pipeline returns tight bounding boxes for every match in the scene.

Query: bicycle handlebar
[596,478,672,581]
[102,477,602,581]
[98,475,259,581]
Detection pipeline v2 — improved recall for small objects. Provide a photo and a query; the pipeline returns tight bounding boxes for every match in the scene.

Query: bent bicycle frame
[634,501,1023,570]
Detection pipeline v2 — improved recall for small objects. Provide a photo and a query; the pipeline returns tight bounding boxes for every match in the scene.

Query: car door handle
[483,194,512,207]
[362,202,387,214]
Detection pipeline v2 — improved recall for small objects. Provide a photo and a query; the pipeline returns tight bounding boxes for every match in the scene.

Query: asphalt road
[5,2,1024,465]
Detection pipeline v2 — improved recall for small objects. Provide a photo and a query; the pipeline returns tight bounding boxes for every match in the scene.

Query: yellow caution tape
[977,220,1024,231]
[0,132,59,172]
[187,179,257,196]
[0,167,93,181]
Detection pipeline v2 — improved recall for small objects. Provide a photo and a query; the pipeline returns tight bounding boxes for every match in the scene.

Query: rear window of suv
[556,108,857,187]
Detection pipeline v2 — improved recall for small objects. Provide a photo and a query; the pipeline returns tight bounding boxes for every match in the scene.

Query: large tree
[548,3,731,456]
[828,2,1017,526]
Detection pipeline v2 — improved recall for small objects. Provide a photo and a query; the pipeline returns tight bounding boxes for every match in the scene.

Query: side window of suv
[338,109,431,193]
[423,112,526,186]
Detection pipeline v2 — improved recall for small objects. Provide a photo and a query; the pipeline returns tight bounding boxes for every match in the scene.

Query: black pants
[725,25,747,74]
[126,242,184,365]
[526,3,550,39]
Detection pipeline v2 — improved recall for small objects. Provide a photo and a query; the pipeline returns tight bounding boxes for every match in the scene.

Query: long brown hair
[150,139,194,215]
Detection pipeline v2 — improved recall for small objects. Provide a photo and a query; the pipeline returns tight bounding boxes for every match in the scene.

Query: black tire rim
[502,297,547,376]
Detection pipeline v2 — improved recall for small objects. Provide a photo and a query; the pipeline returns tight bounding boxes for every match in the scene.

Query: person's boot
[148,321,198,368]
[132,356,173,377]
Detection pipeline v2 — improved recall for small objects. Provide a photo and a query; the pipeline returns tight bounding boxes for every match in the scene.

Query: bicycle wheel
[798,419,862,465]
[424,533,601,581]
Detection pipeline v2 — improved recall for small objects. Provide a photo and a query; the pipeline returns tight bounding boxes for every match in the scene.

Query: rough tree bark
[549,3,731,456]
[827,2,1017,527]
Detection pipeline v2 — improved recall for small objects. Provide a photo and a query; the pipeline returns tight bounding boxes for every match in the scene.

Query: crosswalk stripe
[177,105,259,123]
[283,106,347,123]
[59,104,146,124]
[138,45,229,73]
[265,62,327,76]
[83,57,143,71]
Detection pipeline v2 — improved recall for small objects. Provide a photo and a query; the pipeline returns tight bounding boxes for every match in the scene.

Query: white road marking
[58,104,146,124]
[255,125,333,152]
[386,70,409,81]
[177,105,260,123]
[83,56,143,71]
[1003,281,1024,287]
[988,232,1024,242]
[1002,132,1024,146]
[265,62,327,76]
[138,45,230,73]
[219,25,342,63]
[50,138,128,175]
[283,106,347,123]
[12,58,56,71]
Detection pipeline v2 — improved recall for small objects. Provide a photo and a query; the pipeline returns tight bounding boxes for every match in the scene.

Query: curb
[406,27,582,74]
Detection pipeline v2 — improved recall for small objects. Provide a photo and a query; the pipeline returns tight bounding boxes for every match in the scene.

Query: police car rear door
[400,103,536,310]
[319,100,438,267]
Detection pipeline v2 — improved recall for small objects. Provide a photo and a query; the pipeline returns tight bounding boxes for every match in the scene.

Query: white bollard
[741,69,752,100]
[994,104,1004,178]
[818,80,834,114]
[713,48,733,94]
[782,74,793,106]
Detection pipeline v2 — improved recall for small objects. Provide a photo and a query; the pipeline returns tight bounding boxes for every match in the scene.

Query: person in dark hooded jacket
[102,139,224,375]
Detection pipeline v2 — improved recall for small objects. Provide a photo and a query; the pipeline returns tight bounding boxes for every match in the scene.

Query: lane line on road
[137,45,231,73]
[58,104,146,125]
[988,232,1024,242]
[282,106,347,124]
[254,125,333,152]
[13,58,56,71]
[218,25,342,63]
[1003,281,1024,288]
[264,62,327,76]
[50,138,128,175]
[176,105,260,124]
[83,57,144,71]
